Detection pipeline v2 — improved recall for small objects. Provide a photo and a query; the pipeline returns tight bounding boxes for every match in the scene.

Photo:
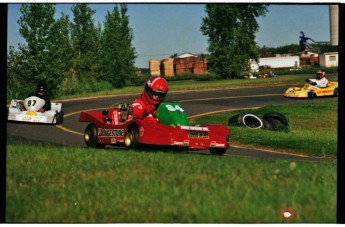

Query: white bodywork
[8,96,63,124]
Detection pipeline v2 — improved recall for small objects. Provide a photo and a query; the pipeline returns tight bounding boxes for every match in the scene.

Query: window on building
[329,56,336,61]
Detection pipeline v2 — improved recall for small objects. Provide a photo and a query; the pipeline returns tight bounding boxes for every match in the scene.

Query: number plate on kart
[180,126,209,131]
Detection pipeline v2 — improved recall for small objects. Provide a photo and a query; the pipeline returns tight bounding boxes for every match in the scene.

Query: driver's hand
[145,105,156,115]
[38,108,45,113]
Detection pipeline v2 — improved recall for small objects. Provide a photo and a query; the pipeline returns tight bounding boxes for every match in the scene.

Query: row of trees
[7,4,137,99]
[258,44,301,56]
[8,3,269,99]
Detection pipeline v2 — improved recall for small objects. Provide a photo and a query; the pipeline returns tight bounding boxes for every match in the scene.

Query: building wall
[149,56,207,76]
[257,56,300,69]
[149,60,161,76]
[319,53,338,67]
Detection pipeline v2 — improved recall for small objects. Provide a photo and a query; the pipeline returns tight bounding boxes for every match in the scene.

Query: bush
[262,66,338,76]
[164,73,219,81]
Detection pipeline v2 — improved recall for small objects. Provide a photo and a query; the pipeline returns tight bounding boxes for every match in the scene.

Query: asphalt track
[7,85,337,162]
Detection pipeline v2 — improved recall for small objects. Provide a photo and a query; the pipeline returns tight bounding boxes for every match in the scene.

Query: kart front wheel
[84,123,105,148]
[209,148,227,156]
[125,127,139,149]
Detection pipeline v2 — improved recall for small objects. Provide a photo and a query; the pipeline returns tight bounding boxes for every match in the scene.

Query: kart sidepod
[79,102,230,155]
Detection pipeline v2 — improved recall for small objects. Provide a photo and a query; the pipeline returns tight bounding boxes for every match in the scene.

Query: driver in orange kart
[132,75,168,121]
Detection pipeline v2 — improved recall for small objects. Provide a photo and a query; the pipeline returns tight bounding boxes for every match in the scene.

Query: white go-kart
[8,96,63,125]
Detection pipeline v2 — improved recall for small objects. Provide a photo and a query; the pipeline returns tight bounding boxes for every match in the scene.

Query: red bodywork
[79,109,229,151]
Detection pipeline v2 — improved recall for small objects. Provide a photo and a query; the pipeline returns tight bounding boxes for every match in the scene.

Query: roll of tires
[262,118,274,130]
[262,112,289,126]
[265,118,289,132]
[242,114,264,129]
[228,114,244,126]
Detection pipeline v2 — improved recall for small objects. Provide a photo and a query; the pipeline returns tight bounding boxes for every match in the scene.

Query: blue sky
[7,3,331,68]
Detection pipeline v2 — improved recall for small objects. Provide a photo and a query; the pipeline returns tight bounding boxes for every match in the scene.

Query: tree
[7,4,78,98]
[201,4,268,78]
[9,4,62,97]
[100,4,136,88]
[7,46,33,99]
[48,13,74,95]
[258,44,301,56]
[71,4,101,84]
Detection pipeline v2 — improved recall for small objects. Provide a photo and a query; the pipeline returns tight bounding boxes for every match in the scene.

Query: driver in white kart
[306,69,329,88]
[132,76,168,121]
[31,82,51,112]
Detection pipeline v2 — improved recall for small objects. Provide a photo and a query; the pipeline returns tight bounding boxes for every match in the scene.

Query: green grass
[6,144,336,223]
[190,100,338,158]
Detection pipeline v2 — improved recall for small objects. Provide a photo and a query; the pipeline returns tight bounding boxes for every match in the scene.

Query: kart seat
[102,103,133,124]
[119,104,133,122]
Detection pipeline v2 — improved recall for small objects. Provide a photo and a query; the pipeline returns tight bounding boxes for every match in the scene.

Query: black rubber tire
[228,114,243,126]
[334,88,338,96]
[262,112,288,126]
[265,118,289,132]
[56,110,64,124]
[209,148,227,156]
[308,92,316,99]
[242,114,264,129]
[229,113,266,129]
[84,123,105,148]
[262,118,274,130]
[124,127,139,149]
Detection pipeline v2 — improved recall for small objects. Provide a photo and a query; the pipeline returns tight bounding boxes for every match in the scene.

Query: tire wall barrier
[228,112,289,132]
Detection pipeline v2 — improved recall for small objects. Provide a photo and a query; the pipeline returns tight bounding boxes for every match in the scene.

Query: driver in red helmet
[132,76,168,121]
[306,69,329,88]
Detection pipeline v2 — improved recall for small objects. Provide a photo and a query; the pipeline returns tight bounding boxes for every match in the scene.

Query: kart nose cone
[26,111,37,116]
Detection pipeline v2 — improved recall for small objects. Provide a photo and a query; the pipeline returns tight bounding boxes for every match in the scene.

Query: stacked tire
[228,112,289,132]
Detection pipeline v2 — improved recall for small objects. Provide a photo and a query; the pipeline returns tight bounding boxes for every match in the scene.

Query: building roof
[320,45,338,53]
[175,52,198,58]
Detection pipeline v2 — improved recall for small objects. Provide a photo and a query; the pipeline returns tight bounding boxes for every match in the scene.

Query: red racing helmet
[316,69,325,79]
[142,76,168,105]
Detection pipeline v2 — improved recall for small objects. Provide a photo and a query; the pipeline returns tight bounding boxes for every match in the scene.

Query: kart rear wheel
[59,111,64,124]
[125,127,139,149]
[209,148,227,156]
[84,123,105,148]
[308,92,316,99]
[56,111,64,124]
[334,88,338,96]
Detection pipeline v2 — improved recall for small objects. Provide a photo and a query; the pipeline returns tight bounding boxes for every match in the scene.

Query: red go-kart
[79,102,229,155]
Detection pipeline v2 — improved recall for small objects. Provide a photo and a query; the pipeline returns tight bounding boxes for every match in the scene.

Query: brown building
[149,52,207,77]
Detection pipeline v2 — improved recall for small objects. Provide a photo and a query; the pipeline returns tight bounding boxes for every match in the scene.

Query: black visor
[145,84,167,101]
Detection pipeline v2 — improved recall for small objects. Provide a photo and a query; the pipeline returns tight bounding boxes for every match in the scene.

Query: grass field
[191,100,338,158]
[6,100,337,223]
[6,144,336,223]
